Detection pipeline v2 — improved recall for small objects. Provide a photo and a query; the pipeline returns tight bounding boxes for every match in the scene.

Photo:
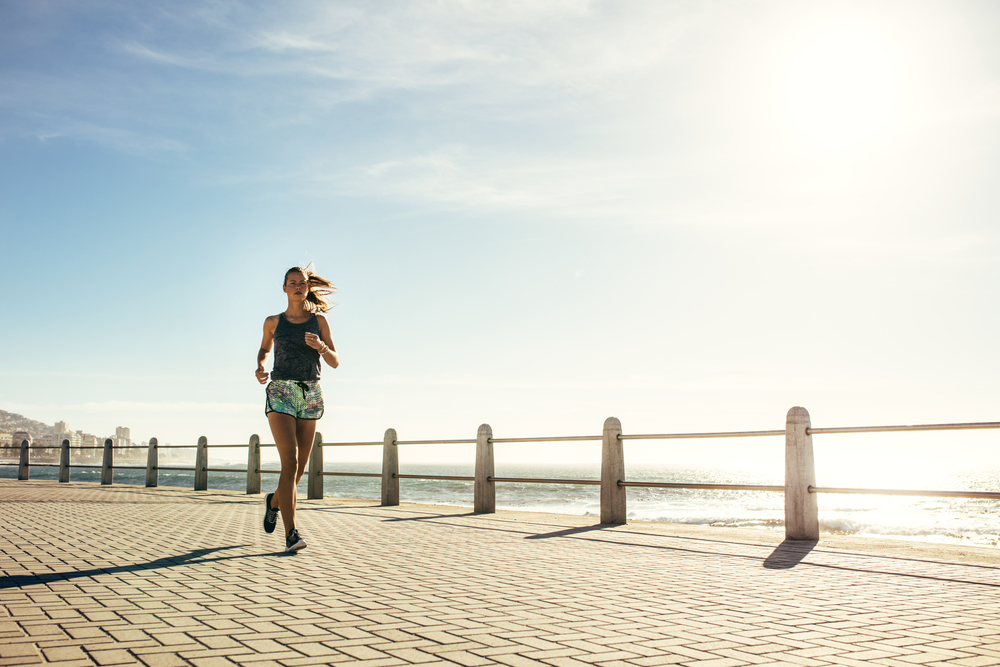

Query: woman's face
[283,272,309,301]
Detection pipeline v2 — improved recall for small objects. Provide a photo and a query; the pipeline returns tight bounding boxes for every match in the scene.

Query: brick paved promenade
[2,480,999,667]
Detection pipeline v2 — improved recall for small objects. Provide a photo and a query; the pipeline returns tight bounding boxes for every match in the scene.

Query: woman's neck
[284,302,311,321]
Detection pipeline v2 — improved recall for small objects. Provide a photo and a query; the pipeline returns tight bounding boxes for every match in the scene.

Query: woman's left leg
[291,418,318,512]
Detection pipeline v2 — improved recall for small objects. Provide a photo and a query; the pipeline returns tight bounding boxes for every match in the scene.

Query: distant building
[52,421,107,456]
[53,422,82,448]
[114,426,131,448]
[11,431,31,447]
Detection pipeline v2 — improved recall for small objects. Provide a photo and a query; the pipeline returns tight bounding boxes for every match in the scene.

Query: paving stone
[0,641,43,663]
[87,648,137,665]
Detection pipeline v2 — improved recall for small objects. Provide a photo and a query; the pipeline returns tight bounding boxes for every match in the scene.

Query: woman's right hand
[255,367,269,384]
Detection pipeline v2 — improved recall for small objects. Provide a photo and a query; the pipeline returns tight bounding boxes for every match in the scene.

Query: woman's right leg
[267,411,300,537]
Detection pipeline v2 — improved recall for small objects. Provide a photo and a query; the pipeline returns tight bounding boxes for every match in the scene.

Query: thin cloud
[107,2,692,100]
[306,148,667,216]
[118,41,205,68]
[39,121,190,154]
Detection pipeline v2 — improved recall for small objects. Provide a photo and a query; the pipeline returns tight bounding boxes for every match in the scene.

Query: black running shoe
[263,492,278,533]
[285,529,306,553]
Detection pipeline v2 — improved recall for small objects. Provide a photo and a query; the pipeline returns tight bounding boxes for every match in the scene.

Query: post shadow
[763,539,818,569]
[525,525,614,539]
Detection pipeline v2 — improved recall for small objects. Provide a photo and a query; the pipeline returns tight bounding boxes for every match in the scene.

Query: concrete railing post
[101,438,114,485]
[18,440,29,480]
[601,416,626,524]
[146,437,158,488]
[59,439,70,483]
[194,436,208,491]
[247,434,261,495]
[382,428,399,506]
[474,424,495,513]
[785,406,819,540]
[307,432,324,500]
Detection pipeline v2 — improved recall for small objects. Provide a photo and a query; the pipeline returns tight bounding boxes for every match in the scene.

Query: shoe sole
[285,540,307,553]
[263,493,277,533]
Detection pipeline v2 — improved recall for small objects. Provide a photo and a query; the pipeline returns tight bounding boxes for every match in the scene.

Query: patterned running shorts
[265,380,324,420]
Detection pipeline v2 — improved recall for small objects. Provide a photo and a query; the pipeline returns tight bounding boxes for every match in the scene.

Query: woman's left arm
[309,315,339,369]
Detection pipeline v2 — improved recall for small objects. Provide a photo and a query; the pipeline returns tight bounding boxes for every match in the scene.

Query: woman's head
[283,264,336,312]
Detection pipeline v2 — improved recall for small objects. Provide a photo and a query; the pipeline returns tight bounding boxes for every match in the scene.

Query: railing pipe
[620,430,785,440]
[394,439,476,445]
[808,421,1000,435]
[475,423,494,514]
[394,474,475,481]
[490,477,601,485]
[323,472,381,477]
[810,486,1000,499]
[382,428,399,506]
[619,481,784,492]
[490,435,601,443]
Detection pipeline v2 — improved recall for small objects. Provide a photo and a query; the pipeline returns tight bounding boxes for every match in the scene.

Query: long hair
[284,263,336,313]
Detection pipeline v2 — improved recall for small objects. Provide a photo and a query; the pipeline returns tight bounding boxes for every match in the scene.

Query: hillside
[0,410,53,440]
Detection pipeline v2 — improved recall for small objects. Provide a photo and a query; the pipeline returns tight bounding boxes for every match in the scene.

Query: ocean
[4,459,998,548]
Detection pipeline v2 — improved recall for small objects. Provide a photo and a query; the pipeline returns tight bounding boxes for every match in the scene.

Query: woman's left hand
[304,332,324,350]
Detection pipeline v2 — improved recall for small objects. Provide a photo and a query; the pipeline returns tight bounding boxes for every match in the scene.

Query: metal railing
[2,436,285,492]
[805,421,1000,502]
[5,408,998,540]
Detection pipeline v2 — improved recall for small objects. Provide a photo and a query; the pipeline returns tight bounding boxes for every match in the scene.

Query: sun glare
[773,21,907,155]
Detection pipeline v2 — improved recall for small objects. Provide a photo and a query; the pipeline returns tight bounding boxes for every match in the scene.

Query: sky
[2,0,999,470]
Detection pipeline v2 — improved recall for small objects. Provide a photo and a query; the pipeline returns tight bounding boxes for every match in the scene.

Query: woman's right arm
[255,316,278,385]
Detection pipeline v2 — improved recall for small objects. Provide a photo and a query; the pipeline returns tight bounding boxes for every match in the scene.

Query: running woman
[255,265,339,552]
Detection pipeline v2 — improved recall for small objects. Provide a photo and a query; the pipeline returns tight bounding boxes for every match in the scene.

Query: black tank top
[271,313,322,381]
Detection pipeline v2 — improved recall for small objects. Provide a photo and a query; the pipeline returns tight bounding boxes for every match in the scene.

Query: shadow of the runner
[0,545,254,589]
[763,540,818,569]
